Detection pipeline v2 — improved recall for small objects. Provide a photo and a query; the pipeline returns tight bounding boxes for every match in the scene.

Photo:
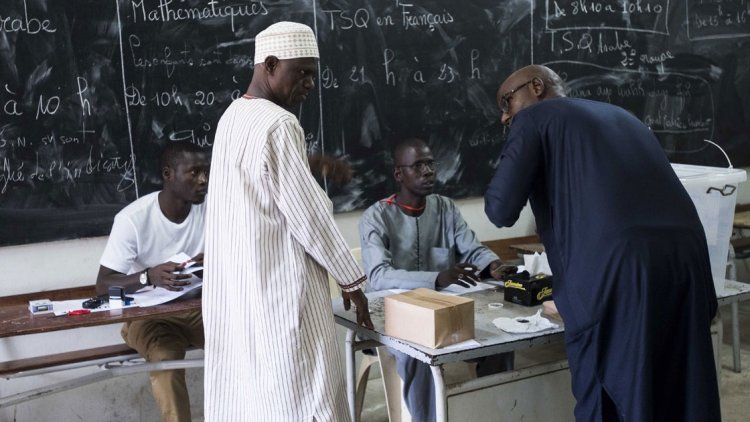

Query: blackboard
[1,0,749,246]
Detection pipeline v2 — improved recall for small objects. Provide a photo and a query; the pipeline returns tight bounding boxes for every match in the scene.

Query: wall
[0,198,536,297]
[1,168,747,296]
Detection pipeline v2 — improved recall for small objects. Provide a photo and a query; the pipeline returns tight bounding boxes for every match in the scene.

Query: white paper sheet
[438,338,482,351]
[131,277,202,307]
[49,278,202,315]
[51,299,136,316]
[440,281,496,295]
[523,252,553,276]
[493,309,559,334]
[167,252,204,274]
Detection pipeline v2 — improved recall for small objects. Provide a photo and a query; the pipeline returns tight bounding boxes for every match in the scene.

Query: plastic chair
[329,248,410,420]
[355,347,478,421]
[354,346,411,422]
[377,347,412,421]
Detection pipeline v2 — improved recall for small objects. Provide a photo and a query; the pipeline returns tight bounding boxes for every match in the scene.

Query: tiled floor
[360,299,750,422]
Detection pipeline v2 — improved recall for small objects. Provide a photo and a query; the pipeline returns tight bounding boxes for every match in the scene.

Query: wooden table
[0,296,201,338]
[0,288,202,408]
[508,242,545,256]
[735,210,750,230]
[733,209,750,257]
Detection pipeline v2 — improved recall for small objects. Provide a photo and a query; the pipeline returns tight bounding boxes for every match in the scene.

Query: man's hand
[191,253,204,266]
[436,263,479,289]
[542,300,561,321]
[191,253,204,279]
[308,154,353,187]
[488,260,517,280]
[342,289,374,329]
[148,261,193,291]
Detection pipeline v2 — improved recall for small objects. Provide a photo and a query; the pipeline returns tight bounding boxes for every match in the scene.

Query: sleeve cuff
[340,275,367,292]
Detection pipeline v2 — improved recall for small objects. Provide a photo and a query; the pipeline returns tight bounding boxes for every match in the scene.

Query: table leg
[430,364,447,422]
[732,301,741,373]
[345,329,356,421]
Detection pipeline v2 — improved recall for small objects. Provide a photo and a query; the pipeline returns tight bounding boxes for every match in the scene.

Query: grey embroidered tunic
[359,194,498,291]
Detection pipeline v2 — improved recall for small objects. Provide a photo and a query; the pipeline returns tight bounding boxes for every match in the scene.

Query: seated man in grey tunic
[359,138,515,422]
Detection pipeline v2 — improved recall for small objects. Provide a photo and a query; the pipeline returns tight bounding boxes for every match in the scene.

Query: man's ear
[531,77,546,99]
[394,167,403,183]
[264,56,279,74]
[162,166,172,181]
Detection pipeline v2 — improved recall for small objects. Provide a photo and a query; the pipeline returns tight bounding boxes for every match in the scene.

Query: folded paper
[523,252,552,276]
[493,309,559,334]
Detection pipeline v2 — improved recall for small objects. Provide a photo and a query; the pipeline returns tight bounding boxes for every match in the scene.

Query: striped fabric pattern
[203,97,364,421]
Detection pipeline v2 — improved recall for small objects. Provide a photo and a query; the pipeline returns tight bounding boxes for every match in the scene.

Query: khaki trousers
[121,310,204,422]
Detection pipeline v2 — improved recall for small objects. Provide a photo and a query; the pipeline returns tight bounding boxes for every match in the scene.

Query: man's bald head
[503,65,565,97]
[497,65,566,126]
[392,138,429,165]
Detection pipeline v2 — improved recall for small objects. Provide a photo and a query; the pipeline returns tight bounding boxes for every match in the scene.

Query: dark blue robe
[485,97,720,421]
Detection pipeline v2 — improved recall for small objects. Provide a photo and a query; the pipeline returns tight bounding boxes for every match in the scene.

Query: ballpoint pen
[54,309,92,317]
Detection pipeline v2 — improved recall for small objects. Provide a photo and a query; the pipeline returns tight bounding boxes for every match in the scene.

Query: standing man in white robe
[203,21,373,421]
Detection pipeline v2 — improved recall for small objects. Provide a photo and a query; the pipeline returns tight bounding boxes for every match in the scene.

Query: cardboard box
[384,288,474,348]
[503,273,553,306]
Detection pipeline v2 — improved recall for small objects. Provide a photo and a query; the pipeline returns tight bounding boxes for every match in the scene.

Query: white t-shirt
[100,191,205,275]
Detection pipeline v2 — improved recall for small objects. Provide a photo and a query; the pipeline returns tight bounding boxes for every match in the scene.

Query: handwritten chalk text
[131,0,268,32]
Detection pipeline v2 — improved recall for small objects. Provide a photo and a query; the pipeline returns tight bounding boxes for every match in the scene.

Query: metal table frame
[335,279,750,422]
[716,279,750,373]
[334,285,566,422]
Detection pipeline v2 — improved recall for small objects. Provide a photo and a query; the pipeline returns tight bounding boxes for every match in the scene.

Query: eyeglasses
[396,160,438,173]
[499,79,533,113]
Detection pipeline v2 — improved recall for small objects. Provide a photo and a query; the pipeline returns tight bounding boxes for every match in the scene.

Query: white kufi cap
[254,21,319,64]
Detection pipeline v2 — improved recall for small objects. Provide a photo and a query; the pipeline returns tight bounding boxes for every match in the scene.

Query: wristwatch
[139,268,150,286]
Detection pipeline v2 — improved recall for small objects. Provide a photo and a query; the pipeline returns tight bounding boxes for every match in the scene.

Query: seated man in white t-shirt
[96,141,208,422]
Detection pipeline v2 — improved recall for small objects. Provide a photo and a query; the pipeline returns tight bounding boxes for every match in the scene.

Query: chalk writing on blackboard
[1,0,749,247]
[686,0,750,40]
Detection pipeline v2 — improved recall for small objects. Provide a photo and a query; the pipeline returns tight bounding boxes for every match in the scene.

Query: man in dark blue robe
[485,65,720,421]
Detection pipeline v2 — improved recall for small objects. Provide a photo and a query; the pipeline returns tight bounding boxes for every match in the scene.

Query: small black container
[503,272,553,306]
